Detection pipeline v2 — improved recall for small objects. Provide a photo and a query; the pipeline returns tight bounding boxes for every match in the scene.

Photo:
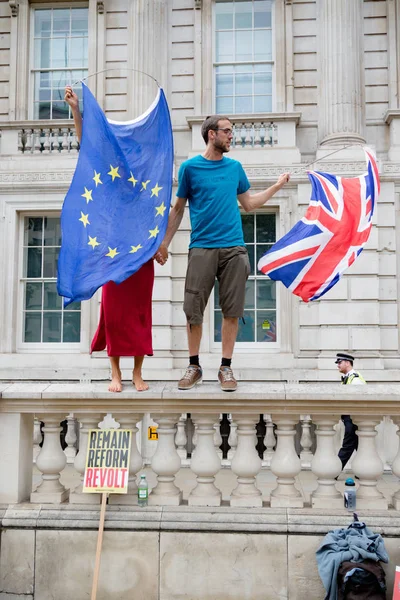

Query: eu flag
[57,82,173,305]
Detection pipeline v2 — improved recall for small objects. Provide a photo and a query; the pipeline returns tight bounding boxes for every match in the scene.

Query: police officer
[335,352,366,470]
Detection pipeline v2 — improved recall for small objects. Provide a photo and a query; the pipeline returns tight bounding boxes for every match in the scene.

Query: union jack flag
[258,148,380,302]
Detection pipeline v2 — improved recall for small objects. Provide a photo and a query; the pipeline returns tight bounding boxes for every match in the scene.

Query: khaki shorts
[183,247,250,325]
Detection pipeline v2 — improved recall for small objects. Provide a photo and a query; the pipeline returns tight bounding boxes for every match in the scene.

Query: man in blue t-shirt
[155,115,290,391]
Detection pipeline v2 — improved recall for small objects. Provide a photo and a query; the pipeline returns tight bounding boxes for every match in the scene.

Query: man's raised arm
[238,173,290,213]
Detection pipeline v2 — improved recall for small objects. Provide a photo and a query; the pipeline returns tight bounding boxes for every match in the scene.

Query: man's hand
[154,242,168,265]
[276,173,290,188]
[64,86,79,111]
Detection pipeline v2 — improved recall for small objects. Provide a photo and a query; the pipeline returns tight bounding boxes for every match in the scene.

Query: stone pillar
[149,414,183,505]
[263,414,276,467]
[213,415,223,460]
[64,414,77,464]
[189,415,222,507]
[31,415,69,504]
[109,414,144,505]
[69,414,102,505]
[299,416,313,469]
[0,413,33,503]
[318,0,365,146]
[311,417,343,508]
[129,0,169,119]
[230,416,262,507]
[352,418,387,509]
[175,414,188,461]
[33,417,42,463]
[227,415,238,461]
[270,417,304,507]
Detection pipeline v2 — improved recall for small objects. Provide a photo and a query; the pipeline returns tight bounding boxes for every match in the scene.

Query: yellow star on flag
[140,180,151,191]
[151,183,163,197]
[93,171,102,187]
[108,165,121,182]
[105,247,119,259]
[88,236,100,249]
[81,187,93,203]
[128,172,138,186]
[79,212,90,228]
[129,244,143,253]
[155,202,166,217]
[149,225,160,239]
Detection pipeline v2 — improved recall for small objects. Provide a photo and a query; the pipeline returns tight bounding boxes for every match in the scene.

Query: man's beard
[213,139,230,153]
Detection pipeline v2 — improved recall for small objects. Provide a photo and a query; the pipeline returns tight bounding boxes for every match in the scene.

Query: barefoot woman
[64,86,158,392]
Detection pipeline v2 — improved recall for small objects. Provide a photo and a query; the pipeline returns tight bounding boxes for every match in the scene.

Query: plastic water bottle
[344,478,356,511]
[138,474,149,507]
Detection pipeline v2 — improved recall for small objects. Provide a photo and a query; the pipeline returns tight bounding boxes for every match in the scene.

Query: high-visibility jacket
[341,370,366,385]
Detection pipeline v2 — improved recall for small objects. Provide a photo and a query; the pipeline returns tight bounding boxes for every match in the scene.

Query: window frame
[210,207,280,351]
[212,0,277,115]
[28,2,89,121]
[17,211,83,352]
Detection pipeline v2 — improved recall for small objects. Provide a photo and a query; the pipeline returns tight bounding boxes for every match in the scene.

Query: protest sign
[83,429,132,494]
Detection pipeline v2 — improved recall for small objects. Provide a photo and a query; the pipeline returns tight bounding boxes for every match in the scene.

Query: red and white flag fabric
[258,148,380,302]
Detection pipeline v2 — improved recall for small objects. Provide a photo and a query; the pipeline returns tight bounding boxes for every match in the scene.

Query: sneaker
[218,366,237,392]
[178,365,203,390]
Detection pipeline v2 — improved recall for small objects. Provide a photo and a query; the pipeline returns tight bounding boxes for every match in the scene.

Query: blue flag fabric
[57,82,173,305]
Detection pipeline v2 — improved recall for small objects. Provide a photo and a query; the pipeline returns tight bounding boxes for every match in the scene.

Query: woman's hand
[154,242,168,265]
[64,86,80,112]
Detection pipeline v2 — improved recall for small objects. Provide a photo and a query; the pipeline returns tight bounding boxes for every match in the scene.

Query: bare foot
[133,371,149,392]
[109,372,122,392]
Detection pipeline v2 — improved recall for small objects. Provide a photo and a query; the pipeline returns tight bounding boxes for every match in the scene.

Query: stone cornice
[1,382,400,417]
[385,109,400,124]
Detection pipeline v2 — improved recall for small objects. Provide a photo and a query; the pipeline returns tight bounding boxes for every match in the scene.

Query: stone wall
[1,507,400,599]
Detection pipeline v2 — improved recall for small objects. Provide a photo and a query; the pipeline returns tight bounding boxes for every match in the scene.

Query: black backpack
[337,559,386,600]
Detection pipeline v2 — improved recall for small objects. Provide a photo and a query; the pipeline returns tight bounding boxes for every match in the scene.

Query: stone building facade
[0,0,399,384]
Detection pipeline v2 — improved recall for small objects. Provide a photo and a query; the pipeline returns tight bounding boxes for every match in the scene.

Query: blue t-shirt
[176,154,251,248]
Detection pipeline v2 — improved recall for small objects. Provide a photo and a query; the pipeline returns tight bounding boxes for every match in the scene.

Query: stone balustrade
[186,113,302,165]
[1,382,400,512]
[0,120,79,155]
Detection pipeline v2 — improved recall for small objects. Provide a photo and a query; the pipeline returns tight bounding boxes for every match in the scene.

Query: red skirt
[90,260,154,357]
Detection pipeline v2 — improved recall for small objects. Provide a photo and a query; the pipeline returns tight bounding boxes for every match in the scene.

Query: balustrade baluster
[33,417,43,463]
[149,414,182,505]
[109,413,143,505]
[227,414,237,461]
[214,415,223,459]
[64,414,77,464]
[62,129,69,152]
[31,415,69,503]
[254,122,262,146]
[311,417,343,508]
[270,416,304,507]
[263,414,276,467]
[24,129,33,153]
[391,417,400,510]
[351,417,387,509]
[33,129,41,153]
[43,129,50,153]
[300,416,313,468]
[69,414,102,504]
[244,122,253,147]
[175,414,188,460]
[189,415,222,506]
[230,415,262,507]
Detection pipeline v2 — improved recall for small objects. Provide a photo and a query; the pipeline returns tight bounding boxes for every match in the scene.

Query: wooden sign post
[83,429,132,600]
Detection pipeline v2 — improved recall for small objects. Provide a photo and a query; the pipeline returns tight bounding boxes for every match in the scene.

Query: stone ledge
[3,504,400,535]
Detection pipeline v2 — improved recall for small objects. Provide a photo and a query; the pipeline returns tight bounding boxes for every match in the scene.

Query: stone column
[351,418,387,509]
[64,414,77,464]
[270,417,303,507]
[299,416,313,469]
[311,417,343,508]
[69,414,102,505]
[31,415,69,504]
[109,414,144,505]
[175,414,188,461]
[129,0,169,119]
[33,417,42,463]
[230,416,262,507]
[263,414,276,467]
[227,415,238,461]
[318,0,365,146]
[149,414,183,506]
[213,415,223,460]
[189,415,222,507]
